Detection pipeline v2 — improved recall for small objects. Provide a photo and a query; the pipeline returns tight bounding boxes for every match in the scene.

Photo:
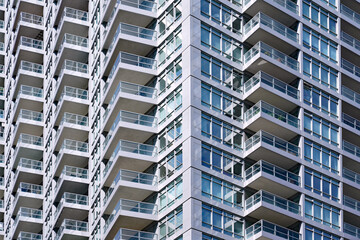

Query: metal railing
[343,140,360,158]
[56,219,88,240]
[17,232,42,240]
[15,207,42,222]
[61,192,88,205]
[61,86,88,100]
[19,158,42,171]
[342,58,360,78]
[341,31,360,51]
[343,113,360,131]
[19,109,43,122]
[341,4,360,25]
[245,130,300,156]
[19,182,42,194]
[245,160,300,185]
[61,139,89,153]
[244,101,299,128]
[114,228,157,240]
[245,190,300,214]
[244,12,298,43]
[20,36,43,49]
[62,59,88,74]
[61,165,88,179]
[20,61,43,74]
[18,133,43,146]
[344,195,360,211]
[245,220,301,240]
[62,33,88,48]
[343,168,360,184]
[19,85,43,98]
[344,223,360,238]
[62,7,88,21]
[61,112,88,126]
[244,42,299,71]
[19,12,43,25]
[342,85,360,105]
[273,0,298,14]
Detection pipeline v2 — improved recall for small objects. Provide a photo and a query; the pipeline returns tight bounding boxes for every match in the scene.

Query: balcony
[343,168,360,185]
[244,42,299,80]
[341,4,360,26]
[55,34,88,69]
[17,232,42,240]
[13,183,43,217]
[55,219,88,240]
[342,58,360,79]
[244,131,300,169]
[245,190,300,225]
[13,207,42,237]
[341,31,360,52]
[103,169,157,215]
[18,12,43,27]
[344,195,360,212]
[343,140,360,159]
[104,199,157,239]
[344,223,360,239]
[13,134,43,164]
[18,158,42,171]
[14,160,43,189]
[114,229,157,240]
[245,160,300,198]
[343,113,360,132]
[245,220,301,240]
[244,101,299,139]
[15,61,43,87]
[342,85,360,105]
[19,36,43,51]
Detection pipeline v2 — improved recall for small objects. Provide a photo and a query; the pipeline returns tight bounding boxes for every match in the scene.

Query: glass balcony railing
[55,192,88,217]
[19,158,43,171]
[245,160,300,185]
[18,232,42,240]
[62,33,88,48]
[19,85,43,98]
[0,177,3,186]
[19,109,43,122]
[104,140,157,177]
[344,195,360,211]
[341,4,360,25]
[20,61,43,74]
[243,12,298,43]
[18,133,43,146]
[56,219,88,240]
[61,139,89,153]
[0,200,3,209]
[342,86,360,105]
[60,86,88,101]
[244,42,299,71]
[343,168,360,184]
[344,223,360,238]
[114,229,157,240]
[61,112,88,126]
[245,220,301,240]
[62,7,88,22]
[245,130,300,156]
[244,101,299,128]
[0,20,3,29]
[104,199,157,231]
[61,59,88,74]
[61,165,88,179]
[341,31,360,51]
[19,182,42,195]
[245,190,300,214]
[19,12,43,25]
[342,58,360,77]
[343,113,360,131]
[343,140,360,158]
[15,208,42,224]
[0,42,4,51]
[20,36,43,50]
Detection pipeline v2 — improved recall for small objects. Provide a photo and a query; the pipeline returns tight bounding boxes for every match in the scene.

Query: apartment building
[2,0,360,239]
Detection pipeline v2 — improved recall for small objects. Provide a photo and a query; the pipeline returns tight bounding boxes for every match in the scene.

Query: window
[158,147,183,183]
[158,117,182,153]
[302,0,337,35]
[201,0,241,34]
[304,196,340,229]
[203,234,222,240]
[158,0,182,35]
[202,143,243,178]
[159,206,183,240]
[159,177,183,212]
[158,87,182,124]
[202,173,242,208]
[202,204,243,238]
[201,53,242,92]
[304,84,338,118]
[304,139,339,174]
[303,26,337,63]
[201,82,242,121]
[201,113,242,150]
[201,24,242,63]
[304,111,339,146]
[305,225,340,240]
[305,168,339,201]
[158,27,182,66]
[303,54,338,90]
[158,57,182,95]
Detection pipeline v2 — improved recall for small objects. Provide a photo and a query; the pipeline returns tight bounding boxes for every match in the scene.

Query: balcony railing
[341,31,360,51]
[19,158,42,171]
[0,154,3,163]
[105,199,157,231]
[62,192,88,205]
[61,139,89,153]
[245,130,300,156]
[341,4,360,25]
[245,220,301,240]
[244,101,299,128]
[19,12,43,25]
[245,190,300,214]
[245,160,300,185]
[20,61,43,74]
[19,109,43,122]
[61,165,88,179]
[0,177,3,186]
[19,85,43,98]
[19,182,42,195]
[344,223,360,238]
[62,7,88,21]
[104,140,157,177]
[114,229,157,240]
[20,36,43,50]
[0,42,4,51]
[343,113,360,131]
[343,140,360,158]
[62,33,88,48]
[56,219,88,240]
[60,86,88,101]
[0,20,3,29]
[343,168,360,185]
[15,207,42,224]
[18,133,43,146]
[244,12,298,43]
[61,59,88,74]
[17,232,42,240]
[342,86,360,105]
[344,195,360,211]
[61,112,88,126]
[244,42,299,71]
[342,58,360,77]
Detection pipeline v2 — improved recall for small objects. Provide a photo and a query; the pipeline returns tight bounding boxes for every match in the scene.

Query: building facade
[2,0,360,239]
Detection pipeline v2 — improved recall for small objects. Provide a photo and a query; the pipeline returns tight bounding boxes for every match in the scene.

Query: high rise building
[2,0,360,239]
